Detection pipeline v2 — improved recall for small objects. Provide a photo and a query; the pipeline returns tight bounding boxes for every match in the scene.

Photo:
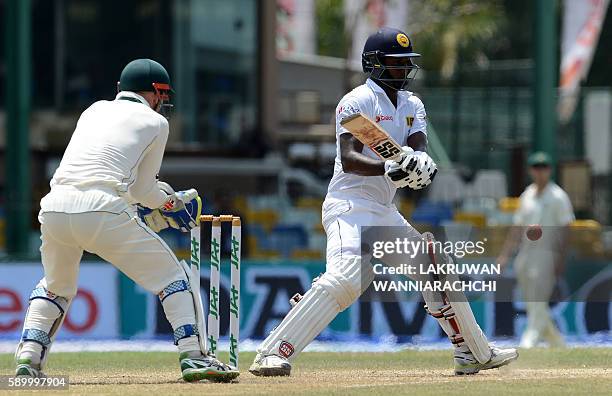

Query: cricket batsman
[14,59,238,382]
[249,28,518,376]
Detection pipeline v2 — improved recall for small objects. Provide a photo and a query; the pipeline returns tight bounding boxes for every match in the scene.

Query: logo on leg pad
[278,341,294,358]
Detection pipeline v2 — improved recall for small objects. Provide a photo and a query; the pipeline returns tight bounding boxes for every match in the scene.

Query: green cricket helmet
[118,58,174,117]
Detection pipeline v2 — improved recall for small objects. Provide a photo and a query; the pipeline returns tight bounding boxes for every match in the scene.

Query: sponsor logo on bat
[373,141,401,159]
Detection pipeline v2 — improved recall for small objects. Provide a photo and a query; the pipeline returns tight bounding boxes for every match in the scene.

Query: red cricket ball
[526,224,542,241]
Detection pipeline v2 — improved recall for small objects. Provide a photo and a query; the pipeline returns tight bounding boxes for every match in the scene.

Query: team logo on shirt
[375,114,393,122]
[396,33,410,47]
[338,104,359,117]
[406,116,414,127]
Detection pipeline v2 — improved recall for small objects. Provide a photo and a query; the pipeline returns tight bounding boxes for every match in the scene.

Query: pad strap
[21,328,51,348]
[425,304,465,346]
[158,280,191,302]
[29,287,69,314]
[173,324,199,345]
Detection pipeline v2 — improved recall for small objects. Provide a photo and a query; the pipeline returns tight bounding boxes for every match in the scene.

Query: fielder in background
[14,59,239,382]
[498,152,574,348]
[249,27,518,377]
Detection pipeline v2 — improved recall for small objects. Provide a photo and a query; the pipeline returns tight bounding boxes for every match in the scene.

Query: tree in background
[316,0,346,57]
[409,0,504,81]
[314,0,507,82]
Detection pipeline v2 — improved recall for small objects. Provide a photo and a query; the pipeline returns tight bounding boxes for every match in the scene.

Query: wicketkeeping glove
[159,189,202,232]
[136,181,179,232]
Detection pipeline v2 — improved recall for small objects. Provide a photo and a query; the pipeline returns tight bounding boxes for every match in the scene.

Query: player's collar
[115,91,149,106]
[366,78,413,98]
[366,78,387,94]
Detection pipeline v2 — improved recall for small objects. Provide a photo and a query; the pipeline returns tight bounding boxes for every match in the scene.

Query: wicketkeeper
[14,59,238,382]
[249,28,518,377]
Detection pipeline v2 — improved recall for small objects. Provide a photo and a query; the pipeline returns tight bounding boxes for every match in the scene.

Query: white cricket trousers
[256,195,422,360]
[38,210,186,298]
[514,248,564,347]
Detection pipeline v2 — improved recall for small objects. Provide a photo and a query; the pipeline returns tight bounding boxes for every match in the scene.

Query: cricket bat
[340,113,406,161]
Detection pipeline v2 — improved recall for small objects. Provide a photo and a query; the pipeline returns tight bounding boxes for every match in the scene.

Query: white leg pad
[449,300,491,363]
[16,284,70,369]
[258,256,366,361]
[158,277,204,355]
[422,232,492,364]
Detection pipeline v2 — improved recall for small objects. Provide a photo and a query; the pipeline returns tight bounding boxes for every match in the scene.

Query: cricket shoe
[15,358,45,378]
[454,346,518,375]
[180,353,240,382]
[249,353,291,376]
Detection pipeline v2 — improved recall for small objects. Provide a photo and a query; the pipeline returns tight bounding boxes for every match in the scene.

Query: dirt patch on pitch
[64,367,611,395]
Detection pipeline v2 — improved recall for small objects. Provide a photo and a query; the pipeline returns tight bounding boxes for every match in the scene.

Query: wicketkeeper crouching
[14,59,238,383]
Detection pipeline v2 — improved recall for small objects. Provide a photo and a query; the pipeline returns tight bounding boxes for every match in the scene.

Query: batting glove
[405,151,437,189]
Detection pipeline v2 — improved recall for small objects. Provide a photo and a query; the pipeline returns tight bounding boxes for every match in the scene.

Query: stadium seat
[461,197,497,215]
[481,225,512,256]
[410,201,454,226]
[466,170,508,200]
[295,196,324,210]
[268,224,309,257]
[499,197,520,212]
[288,143,317,162]
[291,249,324,260]
[398,198,416,218]
[281,207,321,228]
[453,212,487,228]
[426,169,466,204]
[232,195,248,213]
[440,220,474,244]
[570,220,603,257]
[308,232,328,252]
[245,209,279,232]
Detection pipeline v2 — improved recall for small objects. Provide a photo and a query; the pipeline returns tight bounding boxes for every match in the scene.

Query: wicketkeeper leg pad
[16,284,71,369]
[159,278,203,354]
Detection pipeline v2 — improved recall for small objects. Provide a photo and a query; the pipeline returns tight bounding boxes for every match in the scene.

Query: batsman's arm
[406,131,427,152]
[339,133,386,176]
[128,119,170,208]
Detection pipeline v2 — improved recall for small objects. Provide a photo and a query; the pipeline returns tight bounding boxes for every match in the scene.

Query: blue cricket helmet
[362,27,421,91]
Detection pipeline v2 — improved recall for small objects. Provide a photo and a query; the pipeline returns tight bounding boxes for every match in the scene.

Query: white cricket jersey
[40,91,169,214]
[326,79,427,205]
[514,182,575,250]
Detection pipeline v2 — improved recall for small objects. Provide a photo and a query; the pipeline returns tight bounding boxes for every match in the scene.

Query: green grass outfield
[1,348,611,395]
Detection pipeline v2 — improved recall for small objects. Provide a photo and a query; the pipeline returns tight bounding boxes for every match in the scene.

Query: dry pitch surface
[1,348,611,395]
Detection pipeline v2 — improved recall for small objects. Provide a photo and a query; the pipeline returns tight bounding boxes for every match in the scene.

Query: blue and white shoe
[180,353,239,383]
